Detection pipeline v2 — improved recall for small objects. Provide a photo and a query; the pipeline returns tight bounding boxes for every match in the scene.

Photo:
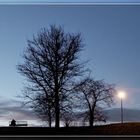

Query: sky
[0,4,140,125]
[0,0,140,3]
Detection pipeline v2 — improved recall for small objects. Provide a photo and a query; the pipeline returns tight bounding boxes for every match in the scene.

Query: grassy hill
[1,122,140,135]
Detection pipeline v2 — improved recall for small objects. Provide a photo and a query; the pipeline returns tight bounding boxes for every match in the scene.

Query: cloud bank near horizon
[0,97,43,126]
[0,97,140,126]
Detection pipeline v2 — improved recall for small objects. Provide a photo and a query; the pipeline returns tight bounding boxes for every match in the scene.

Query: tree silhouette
[17,25,85,128]
[74,77,115,127]
[31,92,54,127]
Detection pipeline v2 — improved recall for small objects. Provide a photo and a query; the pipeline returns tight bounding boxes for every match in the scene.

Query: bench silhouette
[9,120,28,127]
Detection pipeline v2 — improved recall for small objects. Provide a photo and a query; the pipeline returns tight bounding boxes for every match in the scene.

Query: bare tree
[81,106,107,126]
[74,77,115,127]
[32,93,55,127]
[17,25,85,128]
[61,109,74,127]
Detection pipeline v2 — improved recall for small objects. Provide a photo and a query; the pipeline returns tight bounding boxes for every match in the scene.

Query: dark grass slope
[1,123,140,135]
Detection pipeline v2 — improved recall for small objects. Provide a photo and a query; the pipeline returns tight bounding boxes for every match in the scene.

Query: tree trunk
[49,113,52,127]
[55,91,60,128]
[54,46,60,128]
[89,103,96,127]
[89,113,94,127]
[54,69,60,128]
[49,118,52,128]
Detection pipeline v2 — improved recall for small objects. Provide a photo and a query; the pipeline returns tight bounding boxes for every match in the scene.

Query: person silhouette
[10,119,16,126]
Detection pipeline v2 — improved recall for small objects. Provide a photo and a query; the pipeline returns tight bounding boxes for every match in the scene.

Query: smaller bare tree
[74,77,115,127]
[32,93,55,127]
[81,106,107,126]
[22,87,55,127]
[61,111,74,127]
[60,92,76,127]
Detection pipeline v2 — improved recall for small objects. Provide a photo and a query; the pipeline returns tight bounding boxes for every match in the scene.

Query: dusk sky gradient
[0,4,140,124]
[1,0,140,3]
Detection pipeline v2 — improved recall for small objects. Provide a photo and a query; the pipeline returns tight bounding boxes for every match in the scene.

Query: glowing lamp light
[118,90,126,124]
[118,91,126,99]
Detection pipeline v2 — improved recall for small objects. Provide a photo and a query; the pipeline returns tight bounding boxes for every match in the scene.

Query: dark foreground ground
[1,122,140,135]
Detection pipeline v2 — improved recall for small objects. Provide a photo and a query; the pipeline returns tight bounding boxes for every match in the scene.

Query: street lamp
[118,91,126,124]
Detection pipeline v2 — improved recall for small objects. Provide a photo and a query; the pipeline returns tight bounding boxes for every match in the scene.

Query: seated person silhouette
[10,119,16,126]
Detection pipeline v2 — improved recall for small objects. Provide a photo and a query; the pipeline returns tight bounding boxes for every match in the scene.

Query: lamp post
[118,91,125,124]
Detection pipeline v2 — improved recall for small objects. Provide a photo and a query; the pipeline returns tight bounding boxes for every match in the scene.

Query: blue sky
[0,5,140,124]
[0,0,140,3]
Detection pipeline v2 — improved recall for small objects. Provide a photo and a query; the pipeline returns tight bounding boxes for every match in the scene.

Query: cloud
[116,86,140,94]
[0,97,42,126]
[105,108,140,122]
